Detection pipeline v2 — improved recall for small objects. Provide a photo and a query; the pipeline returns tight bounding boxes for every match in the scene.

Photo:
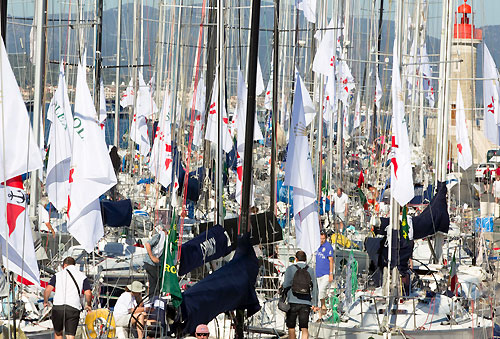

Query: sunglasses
[196,334,208,337]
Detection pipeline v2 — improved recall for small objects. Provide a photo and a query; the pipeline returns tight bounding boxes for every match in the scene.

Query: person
[493,176,500,204]
[194,324,210,338]
[38,197,55,238]
[144,226,167,296]
[113,281,146,339]
[484,164,492,193]
[44,257,92,339]
[333,188,349,232]
[315,231,334,320]
[283,251,318,339]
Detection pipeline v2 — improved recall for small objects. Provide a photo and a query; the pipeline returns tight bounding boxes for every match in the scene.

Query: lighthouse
[449,0,484,161]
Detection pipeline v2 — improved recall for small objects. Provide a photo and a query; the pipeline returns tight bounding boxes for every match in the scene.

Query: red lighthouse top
[454,0,482,40]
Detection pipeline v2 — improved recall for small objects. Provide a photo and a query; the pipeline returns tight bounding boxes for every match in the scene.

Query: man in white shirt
[44,257,92,339]
[333,188,349,232]
[113,281,146,338]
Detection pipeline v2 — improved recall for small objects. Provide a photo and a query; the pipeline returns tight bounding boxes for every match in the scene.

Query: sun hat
[195,324,209,334]
[127,281,146,293]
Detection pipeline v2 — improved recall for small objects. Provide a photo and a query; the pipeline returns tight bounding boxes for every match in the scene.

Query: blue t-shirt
[315,241,334,277]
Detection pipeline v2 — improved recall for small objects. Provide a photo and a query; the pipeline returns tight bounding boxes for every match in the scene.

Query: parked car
[475,163,497,181]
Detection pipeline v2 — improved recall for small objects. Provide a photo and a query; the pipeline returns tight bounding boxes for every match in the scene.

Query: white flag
[193,77,206,147]
[312,18,336,76]
[99,78,107,139]
[483,43,500,145]
[296,0,316,23]
[0,176,40,285]
[343,105,350,139]
[256,59,265,96]
[455,82,472,170]
[284,72,320,256]
[296,71,316,126]
[46,64,73,211]
[353,91,361,129]
[120,78,134,108]
[375,72,382,108]
[337,60,355,105]
[390,43,414,206]
[0,36,43,182]
[130,72,156,156]
[150,89,173,188]
[284,72,317,212]
[68,56,117,253]
[264,77,273,110]
[420,44,435,107]
[204,73,233,153]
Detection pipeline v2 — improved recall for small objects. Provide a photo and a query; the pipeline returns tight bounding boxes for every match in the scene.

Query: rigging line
[177,0,208,262]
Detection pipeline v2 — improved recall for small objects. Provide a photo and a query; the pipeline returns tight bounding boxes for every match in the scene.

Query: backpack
[291,264,312,295]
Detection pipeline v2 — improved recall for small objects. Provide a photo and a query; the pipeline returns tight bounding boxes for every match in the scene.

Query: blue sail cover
[178,225,231,276]
[100,199,132,227]
[180,234,260,334]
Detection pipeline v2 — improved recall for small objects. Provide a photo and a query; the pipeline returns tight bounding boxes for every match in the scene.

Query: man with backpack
[282,250,318,339]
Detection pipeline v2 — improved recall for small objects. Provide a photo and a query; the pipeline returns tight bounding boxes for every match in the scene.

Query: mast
[29,0,47,217]
[269,0,279,215]
[215,0,224,225]
[371,0,384,141]
[0,0,6,43]
[94,0,103,112]
[113,0,122,147]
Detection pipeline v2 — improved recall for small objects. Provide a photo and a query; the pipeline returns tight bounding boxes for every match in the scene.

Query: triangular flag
[353,91,361,129]
[483,43,500,145]
[296,71,316,126]
[375,72,382,108]
[150,89,173,188]
[120,78,134,108]
[46,63,73,211]
[256,59,265,96]
[68,55,117,252]
[455,82,472,170]
[312,18,336,76]
[390,42,414,206]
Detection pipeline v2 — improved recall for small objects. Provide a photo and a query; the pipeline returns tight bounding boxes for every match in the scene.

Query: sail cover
[180,234,260,334]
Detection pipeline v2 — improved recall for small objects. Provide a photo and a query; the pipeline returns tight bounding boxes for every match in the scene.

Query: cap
[195,324,209,334]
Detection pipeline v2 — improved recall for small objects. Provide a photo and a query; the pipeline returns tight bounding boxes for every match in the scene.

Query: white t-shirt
[333,193,349,214]
[114,292,137,317]
[38,204,50,232]
[493,181,500,194]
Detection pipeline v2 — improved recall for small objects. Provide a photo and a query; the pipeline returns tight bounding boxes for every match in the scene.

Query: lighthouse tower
[449,0,486,161]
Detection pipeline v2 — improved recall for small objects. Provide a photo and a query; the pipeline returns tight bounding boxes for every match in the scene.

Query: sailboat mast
[29,0,47,217]
[114,0,122,147]
[269,0,279,215]
[0,1,6,43]
[94,0,103,112]
[215,0,224,225]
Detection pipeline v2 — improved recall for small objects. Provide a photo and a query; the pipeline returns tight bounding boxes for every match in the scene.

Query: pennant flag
[312,18,336,76]
[0,176,40,285]
[401,205,409,240]
[296,71,316,126]
[130,72,157,156]
[449,252,458,295]
[99,78,107,139]
[264,76,273,110]
[390,42,414,206]
[68,55,117,252]
[295,0,316,23]
[120,78,134,108]
[46,63,73,211]
[0,35,42,182]
[193,77,206,147]
[420,44,435,107]
[375,72,382,108]
[256,59,265,96]
[284,72,320,256]
[455,82,472,170]
[150,89,173,188]
[337,60,355,106]
[343,105,350,139]
[483,43,500,145]
[345,250,358,306]
[357,170,364,188]
[160,214,182,307]
[353,91,361,129]
[358,187,368,210]
[204,73,233,153]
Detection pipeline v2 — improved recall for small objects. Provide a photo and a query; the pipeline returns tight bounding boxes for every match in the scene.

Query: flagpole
[269,0,279,216]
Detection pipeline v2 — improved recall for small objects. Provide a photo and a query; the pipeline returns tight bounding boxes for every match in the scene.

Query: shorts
[286,303,311,329]
[317,275,331,300]
[335,212,345,222]
[51,305,81,335]
[114,314,132,327]
[495,190,500,199]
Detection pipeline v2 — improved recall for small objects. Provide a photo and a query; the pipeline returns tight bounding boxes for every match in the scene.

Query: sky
[8,0,500,27]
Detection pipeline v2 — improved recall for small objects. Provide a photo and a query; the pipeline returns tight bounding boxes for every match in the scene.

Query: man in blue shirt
[315,231,334,320]
[283,251,318,339]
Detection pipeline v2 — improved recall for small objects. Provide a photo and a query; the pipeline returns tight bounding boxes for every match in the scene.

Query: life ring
[84,309,116,339]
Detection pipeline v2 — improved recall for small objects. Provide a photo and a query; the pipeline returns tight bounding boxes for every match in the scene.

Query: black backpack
[291,264,312,295]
